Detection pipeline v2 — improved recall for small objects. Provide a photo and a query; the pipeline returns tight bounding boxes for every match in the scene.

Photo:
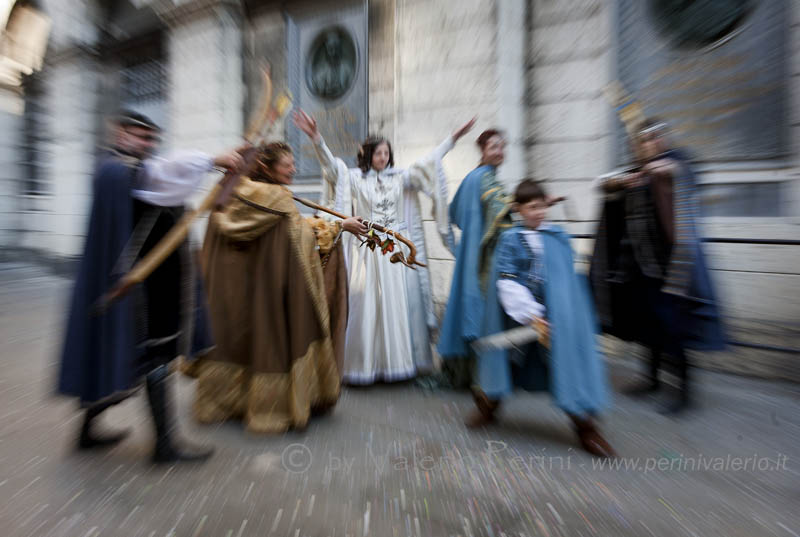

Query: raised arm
[293,109,351,208]
[404,117,476,248]
[406,117,475,192]
[294,109,342,186]
[134,148,244,207]
[293,109,365,234]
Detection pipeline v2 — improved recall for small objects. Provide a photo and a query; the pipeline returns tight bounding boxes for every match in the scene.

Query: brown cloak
[193,178,340,433]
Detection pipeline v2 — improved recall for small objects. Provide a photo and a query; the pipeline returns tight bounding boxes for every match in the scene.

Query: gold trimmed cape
[193,178,340,433]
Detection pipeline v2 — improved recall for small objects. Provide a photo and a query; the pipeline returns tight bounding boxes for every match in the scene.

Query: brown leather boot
[569,415,616,458]
[465,390,500,428]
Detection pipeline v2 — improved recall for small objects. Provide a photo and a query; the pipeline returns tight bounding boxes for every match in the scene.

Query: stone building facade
[1,0,798,378]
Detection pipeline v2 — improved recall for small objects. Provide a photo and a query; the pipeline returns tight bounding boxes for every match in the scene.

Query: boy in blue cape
[469,179,616,458]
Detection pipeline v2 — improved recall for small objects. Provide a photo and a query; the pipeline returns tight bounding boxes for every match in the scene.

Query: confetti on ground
[0,263,798,536]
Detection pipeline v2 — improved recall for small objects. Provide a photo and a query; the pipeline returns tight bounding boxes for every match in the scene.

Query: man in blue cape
[58,110,242,463]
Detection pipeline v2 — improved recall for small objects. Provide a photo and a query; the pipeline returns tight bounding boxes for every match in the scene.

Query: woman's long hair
[357,136,394,173]
[252,141,293,182]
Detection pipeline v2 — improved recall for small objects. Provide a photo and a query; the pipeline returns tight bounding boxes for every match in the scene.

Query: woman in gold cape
[193,142,341,433]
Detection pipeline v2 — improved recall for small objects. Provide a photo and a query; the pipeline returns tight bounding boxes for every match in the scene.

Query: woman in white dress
[294,110,475,385]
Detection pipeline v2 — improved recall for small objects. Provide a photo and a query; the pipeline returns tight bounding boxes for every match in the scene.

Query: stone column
[15,0,104,259]
[368,0,395,139]
[527,0,613,243]
[35,47,101,258]
[153,0,245,243]
[392,0,529,313]
[155,0,245,153]
[0,108,23,250]
[494,0,527,185]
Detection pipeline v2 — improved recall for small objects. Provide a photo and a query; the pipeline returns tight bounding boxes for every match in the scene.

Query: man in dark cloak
[590,120,725,414]
[58,110,242,462]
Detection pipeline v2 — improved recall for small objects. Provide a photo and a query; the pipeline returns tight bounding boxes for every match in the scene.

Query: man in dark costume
[590,120,725,414]
[58,110,243,462]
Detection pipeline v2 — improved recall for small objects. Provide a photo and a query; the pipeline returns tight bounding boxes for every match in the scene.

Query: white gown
[313,136,453,384]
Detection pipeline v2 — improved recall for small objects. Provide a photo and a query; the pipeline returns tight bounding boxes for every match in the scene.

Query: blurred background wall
[1,0,797,379]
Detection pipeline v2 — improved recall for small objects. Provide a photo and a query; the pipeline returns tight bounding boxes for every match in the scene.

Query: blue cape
[438,165,495,358]
[58,156,138,404]
[664,149,726,350]
[477,225,610,416]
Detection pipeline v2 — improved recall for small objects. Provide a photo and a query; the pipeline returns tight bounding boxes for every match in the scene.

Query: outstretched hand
[213,148,246,173]
[452,117,477,142]
[293,109,320,142]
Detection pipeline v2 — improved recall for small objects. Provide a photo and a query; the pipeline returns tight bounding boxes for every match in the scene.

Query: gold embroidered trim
[193,340,340,434]
[481,204,512,250]
[481,186,502,202]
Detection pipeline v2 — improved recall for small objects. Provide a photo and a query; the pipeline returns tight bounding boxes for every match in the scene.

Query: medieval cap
[118,109,160,131]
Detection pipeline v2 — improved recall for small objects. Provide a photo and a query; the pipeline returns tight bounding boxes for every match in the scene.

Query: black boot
[78,399,131,450]
[659,388,690,415]
[622,377,660,396]
[622,346,661,396]
[146,365,214,464]
[659,349,691,415]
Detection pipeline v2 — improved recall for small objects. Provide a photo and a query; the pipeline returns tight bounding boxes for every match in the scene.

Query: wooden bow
[603,81,645,137]
[95,68,284,313]
[293,196,426,269]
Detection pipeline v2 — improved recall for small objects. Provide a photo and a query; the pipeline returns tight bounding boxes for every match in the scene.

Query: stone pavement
[0,262,798,537]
